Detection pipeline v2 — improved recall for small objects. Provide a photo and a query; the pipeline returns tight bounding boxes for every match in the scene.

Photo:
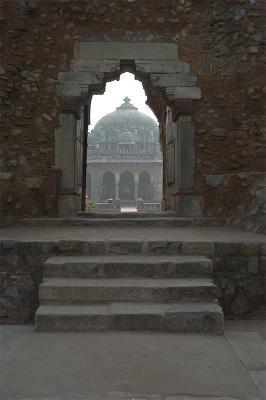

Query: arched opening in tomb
[102,171,115,200]
[119,171,135,200]
[86,72,162,211]
[55,41,201,217]
[138,171,154,201]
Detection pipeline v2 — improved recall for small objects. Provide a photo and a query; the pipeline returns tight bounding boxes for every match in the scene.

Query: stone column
[172,100,203,216]
[134,173,139,200]
[55,108,82,216]
[115,173,120,199]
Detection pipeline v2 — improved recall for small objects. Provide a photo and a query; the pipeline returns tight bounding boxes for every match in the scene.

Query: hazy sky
[89,72,158,129]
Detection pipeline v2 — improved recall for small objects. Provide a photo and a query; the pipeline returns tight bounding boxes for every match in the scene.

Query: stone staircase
[35,246,224,333]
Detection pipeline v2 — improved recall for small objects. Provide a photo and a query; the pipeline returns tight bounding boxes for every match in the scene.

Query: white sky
[89,72,158,129]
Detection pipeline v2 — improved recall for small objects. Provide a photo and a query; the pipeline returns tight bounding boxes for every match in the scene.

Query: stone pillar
[115,173,120,199]
[153,182,162,202]
[134,172,139,200]
[89,168,101,202]
[55,109,82,216]
[172,100,203,216]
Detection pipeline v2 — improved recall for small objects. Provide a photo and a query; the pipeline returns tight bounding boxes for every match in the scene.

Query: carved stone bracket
[171,99,192,122]
[58,95,83,119]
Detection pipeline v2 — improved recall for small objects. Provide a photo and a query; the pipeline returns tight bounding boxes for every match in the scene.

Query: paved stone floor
[1,321,265,400]
[0,225,265,242]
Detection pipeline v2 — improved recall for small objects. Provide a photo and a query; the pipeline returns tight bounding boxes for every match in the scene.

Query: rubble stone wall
[0,0,265,230]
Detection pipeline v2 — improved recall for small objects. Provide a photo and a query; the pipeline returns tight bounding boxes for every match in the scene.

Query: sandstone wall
[0,0,265,229]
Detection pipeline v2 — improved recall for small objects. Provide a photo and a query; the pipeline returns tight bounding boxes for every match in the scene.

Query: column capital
[171,99,192,122]
[59,99,82,119]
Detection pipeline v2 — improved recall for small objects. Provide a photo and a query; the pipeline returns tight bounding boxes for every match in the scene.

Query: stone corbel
[171,99,192,122]
[59,97,82,119]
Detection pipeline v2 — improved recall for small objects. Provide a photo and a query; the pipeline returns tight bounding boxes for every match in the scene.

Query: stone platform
[1,321,265,399]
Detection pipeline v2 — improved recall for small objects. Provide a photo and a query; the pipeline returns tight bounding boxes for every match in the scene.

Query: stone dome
[90,97,159,144]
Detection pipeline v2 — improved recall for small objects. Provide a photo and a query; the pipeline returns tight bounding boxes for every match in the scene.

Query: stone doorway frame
[55,41,202,216]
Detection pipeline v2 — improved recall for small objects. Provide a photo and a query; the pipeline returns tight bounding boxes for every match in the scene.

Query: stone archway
[119,171,134,200]
[102,171,115,201]
[55,41,202,216]
[138,171,153,201]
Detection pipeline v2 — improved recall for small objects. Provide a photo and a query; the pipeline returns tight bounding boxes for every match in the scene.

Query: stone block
[58,195,81,217]
[151,73,196,87]
[25,176,45,189]
[78,41,178,60]
[146,241,181,255]
[35,305,108,331]
[181,242,215,256]
[71,59,120,73]
[58,72,104,84]
[83,241,107,256]
[135,59,189,74]
[259,256,266,273]
[215,243,240,256]
[176,196,204,217]
[165,86,202,99]
[106,240,143,255]
[55,240,86,255]
[212,128,226,138]
[161,304,224,334]
[205,174,225,188]
[239,244,261,256]
[248,257,259,274]
[110,313,161,331]
[255,185,266,205]
[56,84,84,97]
[261,244,266,255]
[0,172,13,180]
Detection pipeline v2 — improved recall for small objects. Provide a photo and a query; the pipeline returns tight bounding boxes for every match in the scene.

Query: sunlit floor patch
[121,207,137,213]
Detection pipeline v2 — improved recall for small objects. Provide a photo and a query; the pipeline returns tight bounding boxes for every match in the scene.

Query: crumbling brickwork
[0,0,265,230]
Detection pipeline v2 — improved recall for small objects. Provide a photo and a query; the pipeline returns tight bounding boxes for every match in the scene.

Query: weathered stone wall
[0,0,265,229]
[1,239,265,323]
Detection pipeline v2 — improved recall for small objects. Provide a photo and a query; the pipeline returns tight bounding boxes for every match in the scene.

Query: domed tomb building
[87,97,162,206]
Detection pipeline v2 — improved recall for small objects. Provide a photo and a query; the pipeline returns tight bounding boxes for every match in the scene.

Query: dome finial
[123,96,131,104]
[116,96,138,111]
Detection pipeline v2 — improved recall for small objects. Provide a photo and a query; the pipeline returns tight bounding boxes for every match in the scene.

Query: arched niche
[119,171,134,200]
[102,171,115,200]
[138,171,153,200]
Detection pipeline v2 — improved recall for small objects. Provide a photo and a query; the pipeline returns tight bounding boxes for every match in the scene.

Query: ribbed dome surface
[91,97,158,142]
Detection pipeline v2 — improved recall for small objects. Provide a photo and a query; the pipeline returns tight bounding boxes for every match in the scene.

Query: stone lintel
[165,86,202,100]
[135,60,190,74]
[56,84,85,98]
[70,59,120,73]
[171,99,193,121]
[58,72,104,84]
[78,42,178,60]
[151,73,196,87]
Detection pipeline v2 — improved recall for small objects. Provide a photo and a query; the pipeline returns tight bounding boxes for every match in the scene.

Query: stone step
[44,255,212,279]
[39,278,217,304]
[35,302,224,333]
[77,211,176,219]
[17,216,225,227]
